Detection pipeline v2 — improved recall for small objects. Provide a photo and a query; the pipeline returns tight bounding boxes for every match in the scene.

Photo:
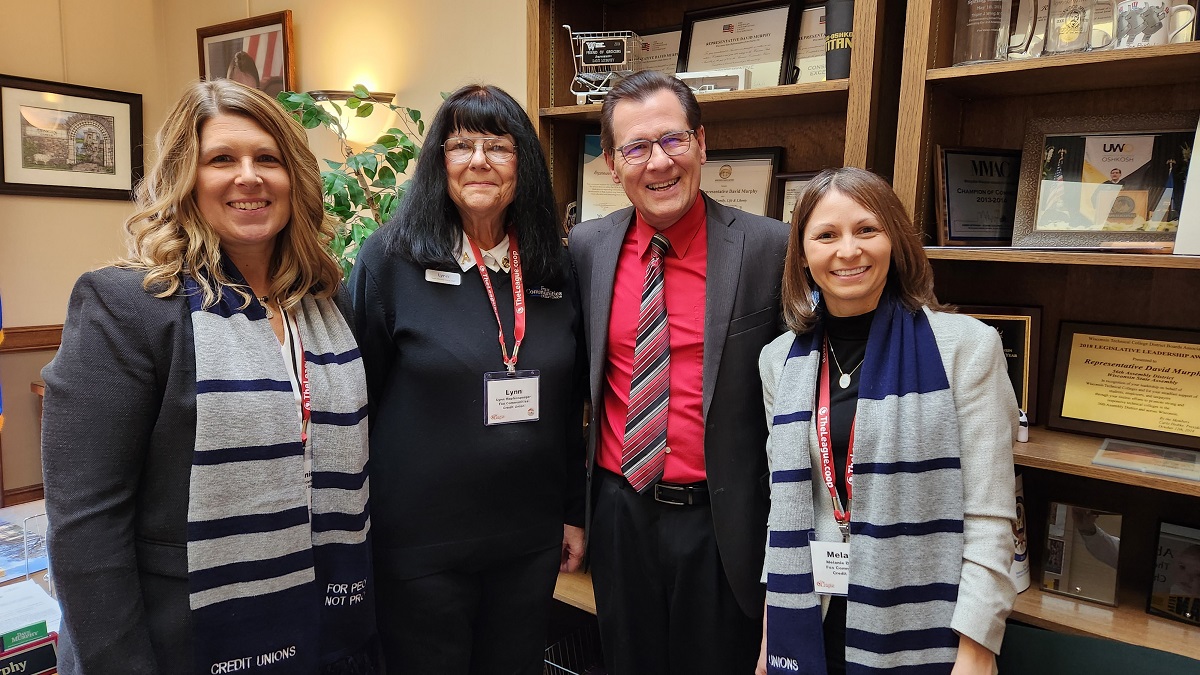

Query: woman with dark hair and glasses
[350,83,586,674]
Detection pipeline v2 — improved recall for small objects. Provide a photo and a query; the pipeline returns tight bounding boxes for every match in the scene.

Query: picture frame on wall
[701,147,784,217]
[197,11,296,98]
[678,0,802,89]
[1148,521,1200,627]
[774,170,818,224]
[1048,322,1200,450]
[0,73,143,200]
[935,146,1020,246]
[958,305,1041,422]
[1013,111,1198,249]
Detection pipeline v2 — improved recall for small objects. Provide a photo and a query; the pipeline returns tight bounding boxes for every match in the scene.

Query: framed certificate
[636,27,682,76]
[935,147,1020,246]
[679,0,802,89]
[774,171,818,224]
[959,305,1041,422]
[1049,322,1200,450]
[577,133,631,222]
[701,147,784,217]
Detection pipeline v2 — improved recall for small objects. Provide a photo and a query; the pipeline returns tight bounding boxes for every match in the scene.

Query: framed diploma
[959,305,1041,422]
[774,171,818,224]
[636,27,682,76]
[701,147,784,217]
[935,147,1020,246]
[679,0,802,89]
[577,133,631,222]
[1049,322,1200,450]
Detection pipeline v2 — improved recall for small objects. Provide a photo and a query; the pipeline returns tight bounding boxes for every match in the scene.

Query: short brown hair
[599,71,700,154]
[120,79,341,309]
[781,167,945,333]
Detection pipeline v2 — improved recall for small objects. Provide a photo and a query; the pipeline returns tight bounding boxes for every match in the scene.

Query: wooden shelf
[554,571,596,615]
[925,247,1200,269]
[1012,585,1200,660]
[539,80,852,124]
[1014,428,1200,498]
[926,42,1200,98]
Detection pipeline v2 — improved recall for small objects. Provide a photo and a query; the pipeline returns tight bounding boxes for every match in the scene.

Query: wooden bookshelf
[553,571,597,615]
[1015,428,1200,498]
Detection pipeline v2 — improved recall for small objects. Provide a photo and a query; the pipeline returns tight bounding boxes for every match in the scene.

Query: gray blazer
[567,194,788,616]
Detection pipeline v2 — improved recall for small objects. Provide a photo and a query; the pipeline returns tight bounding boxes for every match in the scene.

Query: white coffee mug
[1114,0,1196,48]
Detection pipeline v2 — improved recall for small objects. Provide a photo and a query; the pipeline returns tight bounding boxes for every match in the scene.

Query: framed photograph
[197,11,296,97]
[958,305,1041,422]
[1041,502,1122,607]
[0,74,143,200]
[701,147,784,217]
[935,147,1020,246]
[1048,322,1200,450]
[1148,521,1200,627]
[636,27,682,77]
[678,0,802,89]
[577,132,630,222]
[1013,111,1197,248]
[774,170,818,224]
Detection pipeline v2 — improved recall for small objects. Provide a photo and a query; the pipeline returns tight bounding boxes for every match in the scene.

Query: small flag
[722,23,734,33]
[642,42,650,51]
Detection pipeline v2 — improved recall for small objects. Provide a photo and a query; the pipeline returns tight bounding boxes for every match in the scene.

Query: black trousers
[375,544,560,675]
[589,469,760,675]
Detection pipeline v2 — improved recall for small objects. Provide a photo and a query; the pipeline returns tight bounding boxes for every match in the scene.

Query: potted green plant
[277,85,424,278]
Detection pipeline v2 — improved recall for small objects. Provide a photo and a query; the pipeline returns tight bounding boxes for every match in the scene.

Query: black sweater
[351,231,587,580]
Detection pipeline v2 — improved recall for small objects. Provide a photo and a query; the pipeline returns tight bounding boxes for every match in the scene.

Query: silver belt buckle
[653,483,688,505]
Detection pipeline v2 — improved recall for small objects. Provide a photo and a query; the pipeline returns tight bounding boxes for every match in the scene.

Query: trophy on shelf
[1043,0,1116,54]
[563,25,640,105]
[953,0,1040,65]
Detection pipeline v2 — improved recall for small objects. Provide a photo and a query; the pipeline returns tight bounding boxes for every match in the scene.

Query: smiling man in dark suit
[568,70,788,674]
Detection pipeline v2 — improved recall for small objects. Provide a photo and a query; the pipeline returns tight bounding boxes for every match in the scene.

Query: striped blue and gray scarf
[185,273,374,674]
[764,296,964,674]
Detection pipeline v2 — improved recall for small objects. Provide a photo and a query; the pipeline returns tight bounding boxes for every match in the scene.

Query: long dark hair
[381,84,562,284]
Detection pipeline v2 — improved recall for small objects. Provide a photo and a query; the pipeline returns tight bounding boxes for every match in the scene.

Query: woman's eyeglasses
[443,137,517,164]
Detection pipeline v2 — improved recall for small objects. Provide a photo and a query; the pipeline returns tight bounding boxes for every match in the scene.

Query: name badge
[425,269,461,285]
[809,535,850,596]
[483,370,540,425]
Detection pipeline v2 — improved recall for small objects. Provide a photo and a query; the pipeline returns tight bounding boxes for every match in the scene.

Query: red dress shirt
[598,196,708,484]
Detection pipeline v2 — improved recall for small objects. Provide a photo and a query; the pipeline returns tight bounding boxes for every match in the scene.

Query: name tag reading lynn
[484,370,540,425]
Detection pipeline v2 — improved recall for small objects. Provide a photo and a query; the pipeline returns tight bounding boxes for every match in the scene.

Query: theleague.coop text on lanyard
[811,338,855,595]
[469,229,541,426]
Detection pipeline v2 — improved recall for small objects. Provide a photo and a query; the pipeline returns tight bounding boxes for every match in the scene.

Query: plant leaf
[353,84,371,99]
[356,103,374,118]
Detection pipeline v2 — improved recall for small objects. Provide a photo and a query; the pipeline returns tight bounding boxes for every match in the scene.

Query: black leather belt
[652,481,709,506]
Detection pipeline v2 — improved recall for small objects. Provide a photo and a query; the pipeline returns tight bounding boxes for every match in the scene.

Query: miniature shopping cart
[563,25,640,105]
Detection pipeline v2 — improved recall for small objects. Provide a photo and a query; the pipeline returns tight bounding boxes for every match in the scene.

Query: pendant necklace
[260,296,275,320]
[827,340,863,389]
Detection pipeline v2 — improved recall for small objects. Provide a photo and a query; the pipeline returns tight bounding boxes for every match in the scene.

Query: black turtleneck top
[821,309,873,499]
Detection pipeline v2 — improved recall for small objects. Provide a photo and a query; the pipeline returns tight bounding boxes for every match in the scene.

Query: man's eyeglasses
[443,137,517,164]
[615,130,696,165]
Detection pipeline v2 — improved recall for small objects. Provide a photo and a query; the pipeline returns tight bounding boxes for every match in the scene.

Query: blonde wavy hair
[118,79,341,310]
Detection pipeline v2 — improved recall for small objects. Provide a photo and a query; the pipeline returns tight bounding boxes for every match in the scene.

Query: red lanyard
[285,312,312,443]
[466,229,526,372]
[817,339,855,536]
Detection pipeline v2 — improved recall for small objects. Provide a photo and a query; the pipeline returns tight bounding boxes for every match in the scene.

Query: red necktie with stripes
[622,232,670,493]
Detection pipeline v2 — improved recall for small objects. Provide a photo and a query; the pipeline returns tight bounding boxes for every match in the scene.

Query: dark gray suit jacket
[568,194,788,616]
